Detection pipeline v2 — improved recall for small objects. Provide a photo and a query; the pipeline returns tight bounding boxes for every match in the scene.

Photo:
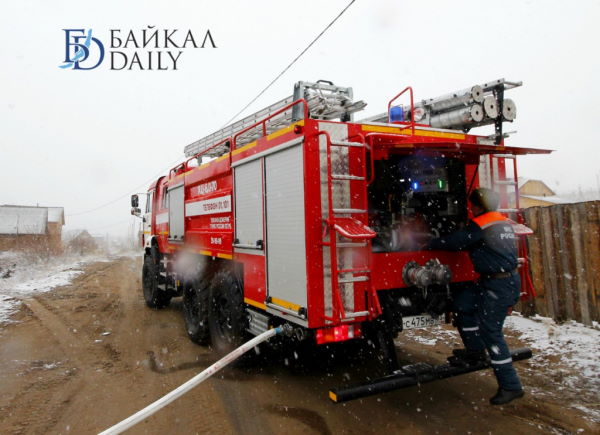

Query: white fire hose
[99,325,289,435]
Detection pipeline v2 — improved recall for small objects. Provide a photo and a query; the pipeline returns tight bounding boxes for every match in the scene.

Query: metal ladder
[489,154,536,299]
[319,132,380,323]
[184,81,366,158]
[490,154,519,214]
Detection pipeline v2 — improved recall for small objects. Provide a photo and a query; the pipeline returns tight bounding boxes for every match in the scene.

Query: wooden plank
[583,201,600,322]
[525,207,545,316]
[538,206,553,319]
[558,205,579,320]
[593,202,600,322]
[549,206,565,320]
[569,204,588,324]
[540,206,559,320]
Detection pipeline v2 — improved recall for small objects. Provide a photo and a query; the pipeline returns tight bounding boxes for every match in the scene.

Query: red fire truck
[131,80,549,401]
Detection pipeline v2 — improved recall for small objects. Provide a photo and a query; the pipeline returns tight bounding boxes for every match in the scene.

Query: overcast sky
[1,0,599,238]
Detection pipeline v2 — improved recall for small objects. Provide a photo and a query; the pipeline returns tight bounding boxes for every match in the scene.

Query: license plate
[402,314,442,330]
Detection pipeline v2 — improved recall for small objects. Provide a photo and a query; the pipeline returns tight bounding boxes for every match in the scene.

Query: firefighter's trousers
[453,275,523,391]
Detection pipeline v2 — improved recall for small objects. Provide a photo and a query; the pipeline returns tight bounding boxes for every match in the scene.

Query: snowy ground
[401,313,600,423]
[505,314,600,422]
[0,250,115,325]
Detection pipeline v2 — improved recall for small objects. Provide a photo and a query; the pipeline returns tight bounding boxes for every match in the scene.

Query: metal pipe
[483,96,499,119]
[420,85,484,112]
[429,104,483,128]
[502,98,517,121]
[329,348,532,403]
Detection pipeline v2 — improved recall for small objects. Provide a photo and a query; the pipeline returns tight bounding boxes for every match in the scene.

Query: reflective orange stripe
[472,211,508,229]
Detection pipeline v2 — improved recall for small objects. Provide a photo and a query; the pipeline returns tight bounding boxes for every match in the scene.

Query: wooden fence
[520,201,600,325]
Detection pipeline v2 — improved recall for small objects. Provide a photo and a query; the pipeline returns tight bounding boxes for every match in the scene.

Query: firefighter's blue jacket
[428,211,518,275]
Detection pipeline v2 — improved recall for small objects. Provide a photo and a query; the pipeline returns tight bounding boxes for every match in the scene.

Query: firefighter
[427,187,524,405]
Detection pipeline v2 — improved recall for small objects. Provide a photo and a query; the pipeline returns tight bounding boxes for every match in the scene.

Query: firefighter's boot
[489,388,524,405]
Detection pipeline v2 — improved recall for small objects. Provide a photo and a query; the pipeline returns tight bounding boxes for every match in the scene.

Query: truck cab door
[143,191,154,248]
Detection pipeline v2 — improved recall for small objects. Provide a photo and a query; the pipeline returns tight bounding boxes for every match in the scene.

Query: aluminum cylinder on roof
[429,104,483,129]
[420,85,484,112]
[502,99,517,121]
[482,96,499,119]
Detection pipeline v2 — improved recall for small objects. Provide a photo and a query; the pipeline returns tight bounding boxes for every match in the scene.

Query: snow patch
[505,314,600,387]
[398,324,459,346]
[0,252,111,325]
[506,313,600,422]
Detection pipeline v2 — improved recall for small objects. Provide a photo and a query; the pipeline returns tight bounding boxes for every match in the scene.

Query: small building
[47,207,66,252]
[67,230,98,254]
[0,205,65,253]
[517,178,574,208]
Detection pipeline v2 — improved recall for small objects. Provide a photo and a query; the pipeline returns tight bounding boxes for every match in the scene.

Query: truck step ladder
[320,133,380,323]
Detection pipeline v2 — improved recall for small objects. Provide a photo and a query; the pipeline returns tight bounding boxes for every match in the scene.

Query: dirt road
[0,256,596,434]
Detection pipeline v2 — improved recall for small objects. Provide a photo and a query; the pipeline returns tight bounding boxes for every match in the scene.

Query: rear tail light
[315,324,361,345]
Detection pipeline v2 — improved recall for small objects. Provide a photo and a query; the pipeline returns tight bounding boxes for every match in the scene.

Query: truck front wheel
[142,255,171,309]
[208,270,247,356]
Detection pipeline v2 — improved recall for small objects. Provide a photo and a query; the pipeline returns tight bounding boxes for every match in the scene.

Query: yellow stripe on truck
[195,250,233,260]
[267,120,305,141]
[269,297,301,312]
[231,141,257,156]
[361,124,465,140]
[244,297,267,310]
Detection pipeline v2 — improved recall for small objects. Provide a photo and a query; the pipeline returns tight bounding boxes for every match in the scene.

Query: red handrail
[387,86,415,136]
[232,99,309,150]
[169,163,186,178]
[184,137,233,170]
[353,132,375,185]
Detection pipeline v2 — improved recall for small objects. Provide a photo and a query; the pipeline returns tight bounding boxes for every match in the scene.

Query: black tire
[142,254,171,309]
[208,270,248,356]
[362,317,400,377]
[183,277,210,345]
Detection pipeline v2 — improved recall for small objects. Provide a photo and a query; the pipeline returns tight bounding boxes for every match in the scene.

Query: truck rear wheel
[183,277,210,345]
[208,270,248,356]
[142,255,171,309]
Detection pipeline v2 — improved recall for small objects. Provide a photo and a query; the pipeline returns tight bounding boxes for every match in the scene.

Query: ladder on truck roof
[183,81,367,158]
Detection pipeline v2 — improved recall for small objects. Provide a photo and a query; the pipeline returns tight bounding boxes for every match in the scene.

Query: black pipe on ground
[329,348,532,403]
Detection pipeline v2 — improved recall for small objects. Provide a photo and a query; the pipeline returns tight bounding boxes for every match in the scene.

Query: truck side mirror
[131,194,139,208]
[131,207,141,217]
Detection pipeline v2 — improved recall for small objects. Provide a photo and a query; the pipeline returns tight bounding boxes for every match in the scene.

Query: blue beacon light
[412,181,419,190]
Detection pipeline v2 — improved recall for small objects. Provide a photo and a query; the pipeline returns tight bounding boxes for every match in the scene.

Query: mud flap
[329,347,532,403]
